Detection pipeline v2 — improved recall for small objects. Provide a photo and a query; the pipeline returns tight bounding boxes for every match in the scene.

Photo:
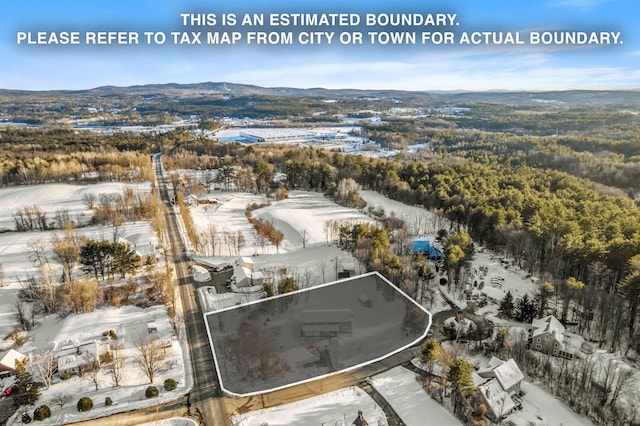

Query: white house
[0,349,26,376]
[474,357,524,422]
[56,340,110,377]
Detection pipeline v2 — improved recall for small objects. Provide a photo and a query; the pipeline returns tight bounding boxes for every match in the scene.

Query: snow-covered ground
[6,306,187,426]
[370,366,462,426]
[514,381,593,426]
[0,182,151,231]
[360,190,447,236]
[137,417,196,426]
[189,190,373,256]
[0,181,155,288]
[0,183,188,425]
[0,221,157,289]
[189,190,370,305]
[230,386,387,426]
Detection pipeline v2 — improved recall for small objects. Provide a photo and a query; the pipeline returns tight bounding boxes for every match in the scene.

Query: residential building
[530,315,574,359]
[474,357,524,422]
[0,349,26,377]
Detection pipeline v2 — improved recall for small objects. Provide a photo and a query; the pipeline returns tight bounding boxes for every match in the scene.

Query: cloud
[221,52,638,91]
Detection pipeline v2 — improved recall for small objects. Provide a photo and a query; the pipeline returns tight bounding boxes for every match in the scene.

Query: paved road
[154,155,229,426]
[76,154,229,426]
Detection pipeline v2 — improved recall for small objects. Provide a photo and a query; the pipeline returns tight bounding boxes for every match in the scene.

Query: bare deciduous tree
[134,336,163,384]
[59,278,101,314]
[53,392,73,408]
[29,238,49,271]
[31,351,55,389]
[54,208,72,229]
[170,311,184,339]
[609,367,633,408]
[300,229,309,249]
[316,260,327,283]
[13,300,30,331]
[51,226,84,283]
[207,224,218,256]
[83,357,101,391]
[83,193,96,210]
[235,230,245,256]
[110,344,126,387]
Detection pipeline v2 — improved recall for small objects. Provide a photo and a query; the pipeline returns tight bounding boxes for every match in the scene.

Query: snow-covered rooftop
[479,379,515,419]
[493,358,524,391]
[532,315,565,338]
[0,349,26,371]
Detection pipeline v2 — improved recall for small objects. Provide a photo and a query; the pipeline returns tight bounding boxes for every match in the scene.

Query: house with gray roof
[531,315,574,359]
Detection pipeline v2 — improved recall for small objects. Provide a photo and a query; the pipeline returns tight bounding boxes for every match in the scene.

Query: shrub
[276,187,288,200]
[105,396,113,406]
[59,372,72,380]
[100,351,114,364]
[77,397,93,412]
[164,378,177,391]
[33,405,51,421]
[108,330,118,340]
[145,386,159,398]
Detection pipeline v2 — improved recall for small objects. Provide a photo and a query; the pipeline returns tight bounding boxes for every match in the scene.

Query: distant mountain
[1,82,640,106]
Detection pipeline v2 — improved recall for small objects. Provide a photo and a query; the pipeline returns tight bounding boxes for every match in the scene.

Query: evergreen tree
[515,293,537,323]
[618,254,640,340]
[112,242,141,278]
[498,290,515,319]
[12,361,40,408]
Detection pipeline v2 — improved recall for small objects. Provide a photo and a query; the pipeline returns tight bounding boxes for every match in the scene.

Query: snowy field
[0,221,157,287]
[0,220,158,337]
[252,191,374,251]
[189,192,268,256]
[230,386,387,426]
[0,182,158,334]
[370,366,462,426]
[360,190,447,236]
[189,190,371,295]
[0,181,155,288]
[0,182,151,231]
[189,190,373,256]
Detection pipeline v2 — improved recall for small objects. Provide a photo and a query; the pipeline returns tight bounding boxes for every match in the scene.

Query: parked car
[1,386,14,397]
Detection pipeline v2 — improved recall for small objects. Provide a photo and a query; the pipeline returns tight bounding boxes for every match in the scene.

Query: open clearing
[205,273,431,396]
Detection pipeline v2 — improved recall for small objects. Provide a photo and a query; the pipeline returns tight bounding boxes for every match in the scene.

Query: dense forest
[0,129,154,185]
